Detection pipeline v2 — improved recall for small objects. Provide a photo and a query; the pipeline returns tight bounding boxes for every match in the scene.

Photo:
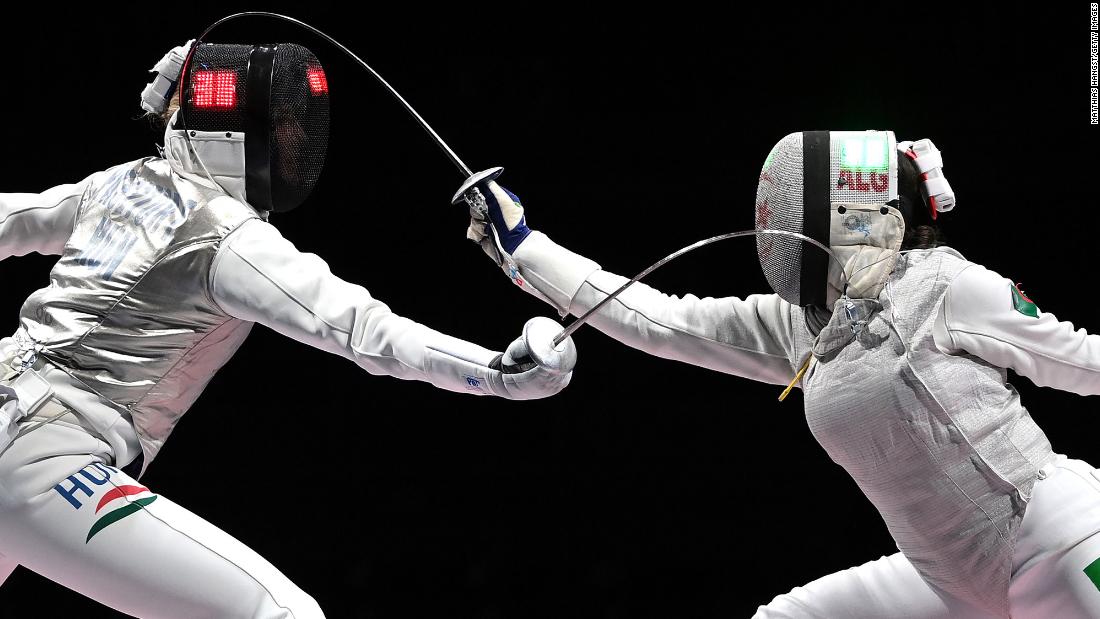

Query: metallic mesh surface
[183,44,252,133]
[269,44,329,211]
[754,131,898,306]
[180,43,329,212]
[828,131,896,209]
[755,132,806,305]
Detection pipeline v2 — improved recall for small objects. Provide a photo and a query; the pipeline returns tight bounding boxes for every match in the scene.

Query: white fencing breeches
[753,456,1100,618]
[0,411,324,618]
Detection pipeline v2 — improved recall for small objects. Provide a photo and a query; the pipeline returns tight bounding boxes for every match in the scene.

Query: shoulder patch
[1011,283,1039,318]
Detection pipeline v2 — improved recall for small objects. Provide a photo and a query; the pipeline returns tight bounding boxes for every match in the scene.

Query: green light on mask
[840,135,889,171]
[763,146,778,170]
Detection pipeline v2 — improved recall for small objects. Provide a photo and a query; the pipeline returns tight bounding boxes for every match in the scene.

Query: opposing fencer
[462,130,1100,617]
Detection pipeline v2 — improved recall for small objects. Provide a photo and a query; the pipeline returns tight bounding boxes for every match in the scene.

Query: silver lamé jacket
[0,123,570,476]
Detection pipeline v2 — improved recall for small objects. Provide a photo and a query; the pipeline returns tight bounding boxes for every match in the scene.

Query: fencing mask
[178,42,330,213]
[755,130,906,309]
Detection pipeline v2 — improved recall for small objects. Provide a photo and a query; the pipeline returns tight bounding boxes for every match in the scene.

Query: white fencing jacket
[507,230,1100,614]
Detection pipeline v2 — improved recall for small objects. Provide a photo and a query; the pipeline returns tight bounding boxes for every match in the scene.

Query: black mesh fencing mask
[181,42,330,213]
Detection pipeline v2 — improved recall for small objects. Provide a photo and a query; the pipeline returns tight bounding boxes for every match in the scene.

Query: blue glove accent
[482,185,532,255]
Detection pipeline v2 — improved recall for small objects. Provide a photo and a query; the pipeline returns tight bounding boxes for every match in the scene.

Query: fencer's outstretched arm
[0,174,98,260]
[512,233,799,386]
[210,216,573,400]
[464,183,802,386]
[933,264,1100,396]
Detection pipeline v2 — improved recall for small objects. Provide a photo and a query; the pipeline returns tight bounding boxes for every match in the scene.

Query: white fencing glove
[491,317,577,399]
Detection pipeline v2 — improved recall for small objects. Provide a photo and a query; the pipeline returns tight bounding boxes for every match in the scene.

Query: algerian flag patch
[1084,555,1100,591]
[1011,283,1039,318]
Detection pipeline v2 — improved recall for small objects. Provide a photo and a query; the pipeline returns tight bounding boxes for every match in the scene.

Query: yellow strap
[778,354,813,402]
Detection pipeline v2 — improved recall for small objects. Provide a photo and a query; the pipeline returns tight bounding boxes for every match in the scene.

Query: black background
[1,3,1097,617]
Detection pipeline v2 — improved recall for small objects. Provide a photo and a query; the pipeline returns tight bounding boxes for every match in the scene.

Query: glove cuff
[512,231,602,314]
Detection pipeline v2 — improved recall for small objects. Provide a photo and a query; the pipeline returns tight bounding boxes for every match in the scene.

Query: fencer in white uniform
[0,41,576,618]
[460,130,1100,617]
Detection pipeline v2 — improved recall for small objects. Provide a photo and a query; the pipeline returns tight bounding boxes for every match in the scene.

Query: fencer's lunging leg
[752,553,995,619]
[1008,458,1100,617]
[754,458,1100,618]
[0,417,323,618]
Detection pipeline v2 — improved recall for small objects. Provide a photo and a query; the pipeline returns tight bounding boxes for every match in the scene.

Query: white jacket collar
[824,202,905,308]
[162,111,248,205]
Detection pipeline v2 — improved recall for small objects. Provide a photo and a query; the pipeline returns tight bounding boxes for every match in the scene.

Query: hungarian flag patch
[1011,283,1039,318]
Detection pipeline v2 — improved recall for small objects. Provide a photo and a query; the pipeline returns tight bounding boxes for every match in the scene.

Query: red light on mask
[307,67,329,95]
[192,71,237,108]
